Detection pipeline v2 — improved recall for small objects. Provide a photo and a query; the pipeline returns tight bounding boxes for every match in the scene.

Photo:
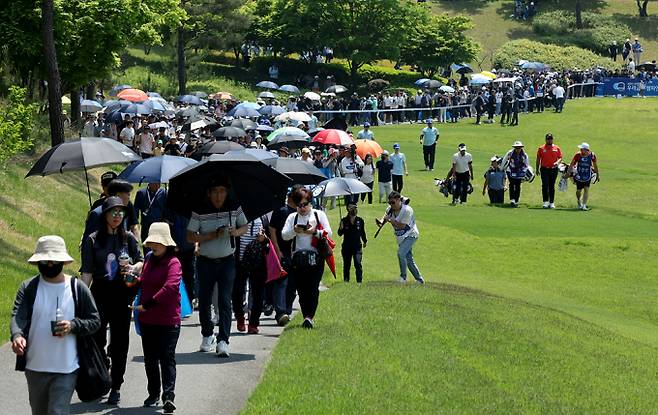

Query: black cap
[100,171,117,186]
[107,179,133,195]
[102,196,126,214]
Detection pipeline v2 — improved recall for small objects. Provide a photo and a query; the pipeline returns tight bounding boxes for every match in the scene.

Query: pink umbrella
[117,88,148,103]
[312,129,354,146]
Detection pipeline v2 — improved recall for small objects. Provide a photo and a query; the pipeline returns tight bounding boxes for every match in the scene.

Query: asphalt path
[1,308,292,414]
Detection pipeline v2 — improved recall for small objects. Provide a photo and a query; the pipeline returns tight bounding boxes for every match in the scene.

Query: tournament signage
[596,77,658,97]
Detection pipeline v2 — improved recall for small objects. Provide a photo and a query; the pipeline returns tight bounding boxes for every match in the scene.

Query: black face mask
[38,262,64,279]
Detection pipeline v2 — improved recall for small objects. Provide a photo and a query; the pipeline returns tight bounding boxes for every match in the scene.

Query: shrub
[531,11,632,56]
[492,39,622,71]
[0,86,38,164]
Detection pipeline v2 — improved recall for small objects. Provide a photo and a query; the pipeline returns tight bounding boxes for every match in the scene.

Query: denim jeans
[398,236,422,281]
[197,255,236,342]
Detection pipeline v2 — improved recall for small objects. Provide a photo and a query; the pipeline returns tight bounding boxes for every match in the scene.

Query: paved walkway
[0,309,290,414]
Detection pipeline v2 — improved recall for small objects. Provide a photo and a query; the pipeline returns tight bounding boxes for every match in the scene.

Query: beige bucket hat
[27,235,74,264]
[143,222,177,247]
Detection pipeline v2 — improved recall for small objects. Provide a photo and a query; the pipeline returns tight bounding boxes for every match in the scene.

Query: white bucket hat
[578,142,590,150]
[512,140,524,147]
[143,222,177,247]
[27,235,74,264]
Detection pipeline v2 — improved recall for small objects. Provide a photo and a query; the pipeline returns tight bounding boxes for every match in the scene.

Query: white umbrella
[303,92,321,101]
[80,99,103,113]
[314,177,372,197]
[439,86,455,93]
[275,111,311,122]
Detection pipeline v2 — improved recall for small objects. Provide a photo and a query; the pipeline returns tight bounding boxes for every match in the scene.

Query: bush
[531,11,632,55]
[492,39,622,71]
[0,86,38,164]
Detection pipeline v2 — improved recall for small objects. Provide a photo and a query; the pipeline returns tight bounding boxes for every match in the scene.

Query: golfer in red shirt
[535,133,562,208]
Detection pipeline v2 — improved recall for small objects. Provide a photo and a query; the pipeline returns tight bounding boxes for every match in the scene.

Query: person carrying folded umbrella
[187,176,248,357]
[282,187,332,329]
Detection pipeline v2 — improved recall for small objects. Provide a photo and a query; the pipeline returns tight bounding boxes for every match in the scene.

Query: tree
[42,0,64,146]
[636,0,656,16]
[576,0,583,29]
[399,14,480,77]
[0,86,38,163]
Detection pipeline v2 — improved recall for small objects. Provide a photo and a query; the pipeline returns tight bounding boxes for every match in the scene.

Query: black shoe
[263,304,274,316]
[106,389,120,405]
[143,395,160,407]
[163,400,177,414]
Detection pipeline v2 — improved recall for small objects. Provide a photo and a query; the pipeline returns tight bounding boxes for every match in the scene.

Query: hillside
[432,0,658,70]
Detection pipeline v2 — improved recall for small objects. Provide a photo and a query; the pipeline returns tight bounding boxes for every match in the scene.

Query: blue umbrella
[258,105,285,116]
[109,84,132,97]
[256,81,279,89]
[103,100,131,113]
[278,84,300,94]
[176,95,203,105]
[450,63,473,74]
[414,78,430,86]
[256,124,275,132]
[144,99,167,112]
[147,92,162,98]
[105,111,125,123]
[118,155,198,184]
[124,103,152,115]
[80,99,103,113]
[521,61,548,71]
[227,102,261,116]
[232,107,261,118]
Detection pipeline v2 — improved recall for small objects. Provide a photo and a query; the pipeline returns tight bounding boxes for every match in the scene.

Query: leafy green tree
[0,86,38,163]
[399,14,480,77]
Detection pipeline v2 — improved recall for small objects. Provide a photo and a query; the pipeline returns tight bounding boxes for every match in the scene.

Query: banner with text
[596,77,658,97]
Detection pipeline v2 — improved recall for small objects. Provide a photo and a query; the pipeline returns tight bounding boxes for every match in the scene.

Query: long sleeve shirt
[138,255,182,326]
[282,209,332,253]
[337,216,367,250]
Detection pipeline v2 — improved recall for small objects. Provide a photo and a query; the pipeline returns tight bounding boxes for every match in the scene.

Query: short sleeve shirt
[537,144,562,168]
[390,152,406,176]
[187,205,248,258]
[421,127,438,146]
[375,159,394,182]
[269,205,296,258]
[357,129,374,140]
[391,204,419,244]
[452,152,472,173]
[484,168,505,190]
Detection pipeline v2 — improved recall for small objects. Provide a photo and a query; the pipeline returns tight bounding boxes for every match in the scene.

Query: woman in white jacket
[282,187,332,329]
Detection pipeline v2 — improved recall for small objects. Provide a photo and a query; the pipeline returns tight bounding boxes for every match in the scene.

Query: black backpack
[239,218,269,272]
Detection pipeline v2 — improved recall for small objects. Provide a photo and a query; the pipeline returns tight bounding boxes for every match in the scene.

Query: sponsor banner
[596,77,658,96]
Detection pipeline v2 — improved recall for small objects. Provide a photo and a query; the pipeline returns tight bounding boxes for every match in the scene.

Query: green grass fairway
[243,98,658,414]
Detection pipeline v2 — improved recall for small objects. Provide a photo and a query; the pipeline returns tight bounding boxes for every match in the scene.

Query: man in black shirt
[337,204,367,283]
[267,187,300,325]
[375,151,394,203]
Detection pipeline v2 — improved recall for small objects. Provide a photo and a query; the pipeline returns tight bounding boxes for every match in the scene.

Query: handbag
[313,211,334,259]
[71,278,112,402]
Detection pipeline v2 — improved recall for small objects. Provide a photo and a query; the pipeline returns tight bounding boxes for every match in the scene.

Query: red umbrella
[353,139,383,159]
[313,129,354,146]
[117,88,148,103]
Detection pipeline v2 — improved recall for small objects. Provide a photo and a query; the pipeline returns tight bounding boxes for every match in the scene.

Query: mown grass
[243,98,658,413]
[432,0,658,68]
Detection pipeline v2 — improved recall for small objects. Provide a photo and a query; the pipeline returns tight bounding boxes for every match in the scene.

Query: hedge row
[492,39,622,71]
[532,11,632,56]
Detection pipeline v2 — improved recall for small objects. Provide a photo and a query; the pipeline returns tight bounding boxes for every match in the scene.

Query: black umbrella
[181,115,218,132]
[323,117,348,131]
[326,85,348,94]
[637,62,656,71]
[199,140,245,156]
[26,137,141,206]
[213,126,247,139]
[230,118,258,131]
[272,158,326,184]
[167,153,292,220]
[419,79,442,88]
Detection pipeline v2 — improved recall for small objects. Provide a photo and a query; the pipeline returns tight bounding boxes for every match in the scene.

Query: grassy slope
[432,0,658,69]
[0,156,100,337]
[243,98,658,413]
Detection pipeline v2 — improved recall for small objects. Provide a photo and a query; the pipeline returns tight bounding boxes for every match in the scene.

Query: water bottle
[51,301,63,336]
[118,250,131,274]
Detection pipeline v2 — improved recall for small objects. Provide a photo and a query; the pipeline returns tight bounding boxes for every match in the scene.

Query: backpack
[239,217,269,272]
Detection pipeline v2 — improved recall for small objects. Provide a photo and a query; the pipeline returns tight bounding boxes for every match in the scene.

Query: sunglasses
[388,200,398,205]
[298,201,311,208]
[110,209,125,218]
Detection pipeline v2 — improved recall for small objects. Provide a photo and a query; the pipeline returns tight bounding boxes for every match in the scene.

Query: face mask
[38,262,64,279]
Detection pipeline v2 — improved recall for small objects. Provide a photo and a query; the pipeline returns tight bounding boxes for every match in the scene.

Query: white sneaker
[399,277,407,283]
[216,340,230,358]
[549,203,556,209]
[542,201,549,209]
[199,336,216,352]
[581,204,588,211]
[416,278,425,284]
